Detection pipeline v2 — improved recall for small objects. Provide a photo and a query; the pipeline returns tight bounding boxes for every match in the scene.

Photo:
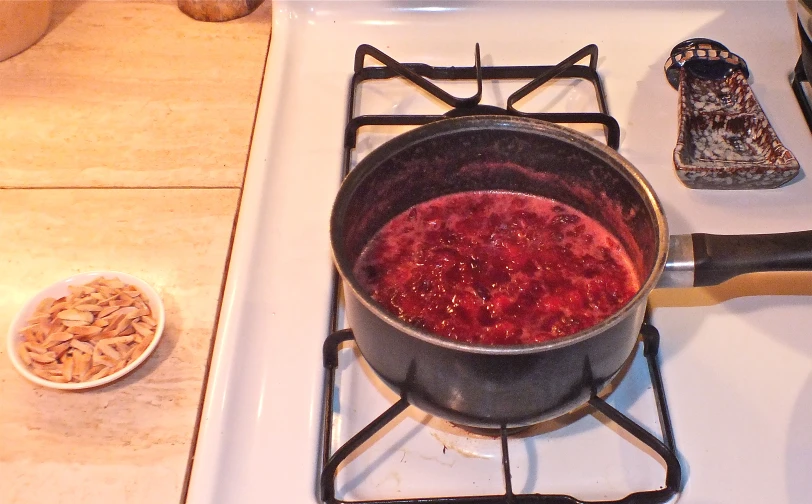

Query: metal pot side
[345,287,646,427]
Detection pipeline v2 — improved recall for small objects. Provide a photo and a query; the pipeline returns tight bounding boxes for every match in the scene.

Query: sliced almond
[97,306,121,319]
[140,315,157,328]
[120,346,135,362]
[23,314,50,327]
[69,296,93,309]
[97,343,121,361]
[131,336,153,358]
[97,286,115,298]
[111,317,131,336]
[131,321,154,338]
[34,297,56,313]
[105,312,125,329]
[43,331,74,347]
[62,319,90,327]
[74,353,90,379]
[97,355,117,368]
[31,368,56,381]
[17,343,32,366]
[91,318,110,327]
[73,304,102,312]
[88,333,109,345]
[44,361,62,373]
[57,309,93,323]
[100,335,135,346]
[70,339,95,354]
[38,318,62,334]
[81,364,104,381]
[67,325,103,337]
[19,322,41,335]
[62,356,74,381]
[29,352,56,364]
[129,345,147,362]
[112,359,127,373]
[23,342,49,354]
[20,328,42,345]
[101,278,125,289]
[51,341,71,359]
[90,367,112,381]
[119,326,136,337]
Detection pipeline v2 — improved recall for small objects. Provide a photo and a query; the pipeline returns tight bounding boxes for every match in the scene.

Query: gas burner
[322,44,683,504]
[447,423,529,438]
[793,14,812,132]
[792,58,812,132]
[320,325,681,504]
[443,104,508,118]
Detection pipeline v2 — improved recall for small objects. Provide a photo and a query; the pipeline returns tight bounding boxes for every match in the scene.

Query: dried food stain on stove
[399,448,458,468]
[430,431,494,459]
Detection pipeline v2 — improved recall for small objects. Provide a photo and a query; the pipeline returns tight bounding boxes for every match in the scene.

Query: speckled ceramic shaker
[664,39,800,189]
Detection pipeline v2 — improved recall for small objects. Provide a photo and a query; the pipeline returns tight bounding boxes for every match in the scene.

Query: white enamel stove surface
[186,2,812,503]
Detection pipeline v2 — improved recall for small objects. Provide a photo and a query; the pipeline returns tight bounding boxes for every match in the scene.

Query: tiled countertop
[0,1,272,502]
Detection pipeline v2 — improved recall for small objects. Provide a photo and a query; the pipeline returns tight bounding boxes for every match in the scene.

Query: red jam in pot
[353,191,641,345]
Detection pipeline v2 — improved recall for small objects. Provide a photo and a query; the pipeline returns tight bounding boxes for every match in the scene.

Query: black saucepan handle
[692,230,812,287]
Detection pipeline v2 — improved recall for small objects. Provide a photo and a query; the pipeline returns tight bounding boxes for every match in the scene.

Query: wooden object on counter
[178,0,264,22]
[0,0,53,62]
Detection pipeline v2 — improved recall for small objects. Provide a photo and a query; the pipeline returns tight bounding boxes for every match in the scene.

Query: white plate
[6,271,165,390]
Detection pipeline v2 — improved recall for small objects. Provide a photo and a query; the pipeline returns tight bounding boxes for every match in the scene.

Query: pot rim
[330,115,669,355]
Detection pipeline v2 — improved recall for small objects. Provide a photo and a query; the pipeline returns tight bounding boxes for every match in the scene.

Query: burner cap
[449,423,529,437]
[443,104,508,118]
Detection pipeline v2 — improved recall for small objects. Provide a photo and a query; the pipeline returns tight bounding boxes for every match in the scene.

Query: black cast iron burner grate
[320,323,681,504]
[791,57,812,132]
[792,18,812,132]
[341,43,621,179]
[323,44,681,504]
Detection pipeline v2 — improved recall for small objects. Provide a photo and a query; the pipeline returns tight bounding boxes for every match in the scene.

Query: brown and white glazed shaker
[664,39,800,189]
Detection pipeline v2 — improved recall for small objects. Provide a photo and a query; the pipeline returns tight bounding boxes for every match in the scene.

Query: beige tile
[0,188,240,503]
[0,1,271,188]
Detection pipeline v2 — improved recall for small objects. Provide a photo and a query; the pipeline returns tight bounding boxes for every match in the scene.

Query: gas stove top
[186,2,812,503]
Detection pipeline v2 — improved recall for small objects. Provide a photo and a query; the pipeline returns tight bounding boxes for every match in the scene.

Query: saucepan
[330,115,812,429]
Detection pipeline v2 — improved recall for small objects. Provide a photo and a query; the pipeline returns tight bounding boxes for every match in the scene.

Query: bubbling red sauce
[353,191,641,345]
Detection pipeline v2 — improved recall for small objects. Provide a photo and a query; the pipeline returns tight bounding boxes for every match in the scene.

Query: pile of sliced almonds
[16,277,157,383]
